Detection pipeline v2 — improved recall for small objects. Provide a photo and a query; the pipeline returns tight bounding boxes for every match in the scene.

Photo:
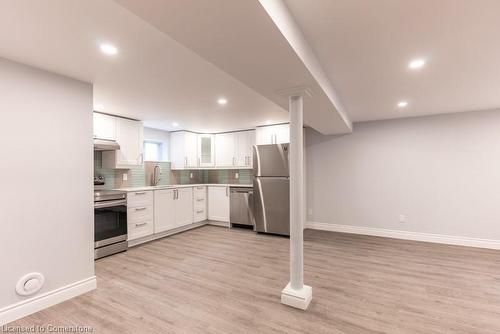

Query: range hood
[94,138,120,151]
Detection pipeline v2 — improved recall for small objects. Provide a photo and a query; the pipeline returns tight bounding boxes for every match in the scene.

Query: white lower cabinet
[154,187,194,233]
[175,187,194,227]
[153,189,176,233]
[127,191,154,241]
[194,186,207,222]
[208,186,230,222]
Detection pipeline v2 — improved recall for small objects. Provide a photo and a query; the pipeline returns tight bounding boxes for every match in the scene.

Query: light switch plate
[235,172,239,179]
[122,173,128,181]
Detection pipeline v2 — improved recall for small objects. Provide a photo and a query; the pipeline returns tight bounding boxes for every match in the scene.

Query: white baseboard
[0,276,96,325]
[306,221,500,250]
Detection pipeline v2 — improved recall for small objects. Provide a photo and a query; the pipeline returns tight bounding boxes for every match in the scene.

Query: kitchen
[93,113,290,258]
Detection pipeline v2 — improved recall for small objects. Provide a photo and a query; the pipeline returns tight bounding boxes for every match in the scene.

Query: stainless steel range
[94,187,128,259]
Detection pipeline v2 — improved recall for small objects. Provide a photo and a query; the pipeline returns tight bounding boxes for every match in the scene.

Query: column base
[280,282,312,310]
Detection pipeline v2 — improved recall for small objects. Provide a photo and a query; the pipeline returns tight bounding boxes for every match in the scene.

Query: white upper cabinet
[93,112,116,140]
[197,134,215,168]
[102,117,144,169]
[170,131,198,169]
[236,130,255,167]
[255,124,289,145]
[171,129,255,169]
[215,132,237,167]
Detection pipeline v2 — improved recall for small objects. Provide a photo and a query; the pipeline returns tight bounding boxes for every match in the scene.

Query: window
[144,141,162,162]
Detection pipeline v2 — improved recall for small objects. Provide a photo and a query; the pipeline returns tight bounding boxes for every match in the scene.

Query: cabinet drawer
[128,205,153,222]
[128,218,154,240]
[127,191,153,207]
[194,186,206,199]
[194,197,206,209]
[194,208,207,222]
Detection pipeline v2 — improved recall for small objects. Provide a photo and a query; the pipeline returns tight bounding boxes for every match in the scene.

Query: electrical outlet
[235,172,239,179]
[190,172,193,179]
[399,214,407,223]
[122,173,128,181]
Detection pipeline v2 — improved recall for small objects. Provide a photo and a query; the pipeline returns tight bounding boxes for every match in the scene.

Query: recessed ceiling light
[172,122,179,127]
[100,43,118,56]
[408,58,425,69]
[397,101,408,108]
[217,98,227,105]
[94,104,104,111]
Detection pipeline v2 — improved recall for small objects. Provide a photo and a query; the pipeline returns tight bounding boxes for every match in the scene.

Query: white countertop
[114,183,252,192]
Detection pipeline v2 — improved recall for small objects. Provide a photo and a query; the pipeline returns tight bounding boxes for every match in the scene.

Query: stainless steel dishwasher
[230,187,255,227]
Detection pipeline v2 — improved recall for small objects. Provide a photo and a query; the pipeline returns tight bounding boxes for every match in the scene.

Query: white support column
[280,93,312,310]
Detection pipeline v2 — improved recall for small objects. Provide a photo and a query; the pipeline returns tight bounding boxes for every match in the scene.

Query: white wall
[144,127,170,162]
[306,109,500,241]
[0,58,95,324]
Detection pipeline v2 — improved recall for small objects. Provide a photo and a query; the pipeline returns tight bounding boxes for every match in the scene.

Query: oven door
[94,200,127,248]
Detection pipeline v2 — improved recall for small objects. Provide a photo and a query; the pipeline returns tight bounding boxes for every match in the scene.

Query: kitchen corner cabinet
[170,131,198,169]
[102,117,144,169]
[93,112,116,140]
[208,186,230,222]
[255,124,289,145]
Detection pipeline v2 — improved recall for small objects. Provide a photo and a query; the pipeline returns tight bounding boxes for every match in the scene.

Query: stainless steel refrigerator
[253,144,290,236]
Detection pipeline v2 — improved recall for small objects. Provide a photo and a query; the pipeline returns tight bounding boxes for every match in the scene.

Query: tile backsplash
[94,151,253,189]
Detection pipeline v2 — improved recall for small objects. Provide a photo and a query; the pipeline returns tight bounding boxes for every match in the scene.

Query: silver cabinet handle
[184,157,187,167]
[135,222,147,227]
[175,189,179,199]
[196,186,204,190]
[226,187,228,196]
[135,207,146,211]
[135,192,146,195]
[198,157,200,166]
[196,209,204,214]
[140,153,144,164]
[196,198,204,202]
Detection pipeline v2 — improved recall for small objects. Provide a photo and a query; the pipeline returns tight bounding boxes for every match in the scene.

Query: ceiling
[0,0,288,132]
[284,0,500,122]
[111,0,352,134]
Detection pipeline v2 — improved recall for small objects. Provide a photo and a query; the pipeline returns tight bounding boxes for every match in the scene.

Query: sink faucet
[153,165,161,186]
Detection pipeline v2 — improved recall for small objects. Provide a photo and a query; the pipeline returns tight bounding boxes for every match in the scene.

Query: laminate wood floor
[9,226,500,334]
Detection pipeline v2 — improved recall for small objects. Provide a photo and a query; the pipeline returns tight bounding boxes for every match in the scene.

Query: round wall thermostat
[16,273,45,296]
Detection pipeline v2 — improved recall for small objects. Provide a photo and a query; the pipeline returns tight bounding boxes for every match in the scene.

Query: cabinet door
[198,134,215,168]
[116,118,144,166]
[185,132,198,168]
[275,124,290,144]
[154,189,176,233]
[170,132,186,169]
[175,187,194,227]
[237,130,255,167]
[215,133,236,167]
[208,186,230,222]
[255,126,275,145]
[93,113,116,140]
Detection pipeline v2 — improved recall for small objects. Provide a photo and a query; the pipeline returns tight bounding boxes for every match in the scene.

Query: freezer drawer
[230,187,254,226]
[253,177,289,236]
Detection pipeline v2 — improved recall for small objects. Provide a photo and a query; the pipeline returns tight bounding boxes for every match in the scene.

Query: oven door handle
[95,200,127,209]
